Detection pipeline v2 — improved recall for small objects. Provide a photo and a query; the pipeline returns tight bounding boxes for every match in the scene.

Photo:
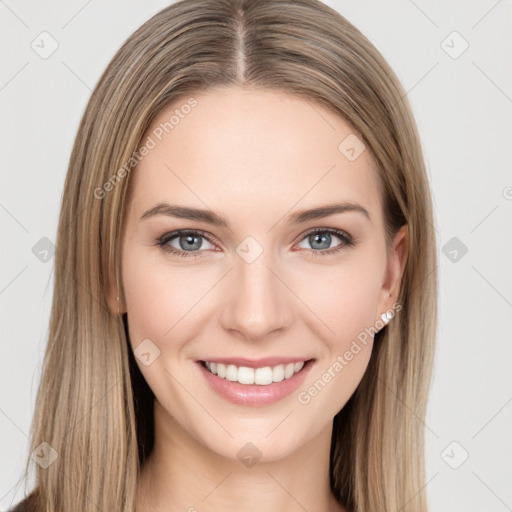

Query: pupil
[181,234,201,251]
[311,233,330,250]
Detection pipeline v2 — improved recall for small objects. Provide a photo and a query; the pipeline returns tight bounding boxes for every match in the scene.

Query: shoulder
[7,490,40,512]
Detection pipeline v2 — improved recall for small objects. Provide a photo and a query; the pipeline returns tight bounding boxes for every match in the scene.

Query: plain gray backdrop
[1,1,511,511]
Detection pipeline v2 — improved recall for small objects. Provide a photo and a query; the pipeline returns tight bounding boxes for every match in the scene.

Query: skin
[107,87,407,512]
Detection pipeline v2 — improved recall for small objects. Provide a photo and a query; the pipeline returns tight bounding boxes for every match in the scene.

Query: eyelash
[156,228,355,259]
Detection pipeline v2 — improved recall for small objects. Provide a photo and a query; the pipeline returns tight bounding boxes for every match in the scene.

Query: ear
[375,224,408,321]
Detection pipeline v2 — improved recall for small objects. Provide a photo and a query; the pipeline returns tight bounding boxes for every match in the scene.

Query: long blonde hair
[15,1,437,511]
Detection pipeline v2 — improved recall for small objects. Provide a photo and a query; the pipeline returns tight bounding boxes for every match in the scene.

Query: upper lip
[198,357,314,368]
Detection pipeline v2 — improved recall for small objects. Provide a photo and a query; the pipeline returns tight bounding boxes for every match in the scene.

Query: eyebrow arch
[139,201,371,226]
[286,202,371,225]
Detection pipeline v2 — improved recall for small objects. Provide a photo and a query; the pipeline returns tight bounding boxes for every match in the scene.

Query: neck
[136,399,347,512]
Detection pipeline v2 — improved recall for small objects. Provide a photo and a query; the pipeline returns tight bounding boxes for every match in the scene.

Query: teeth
[204,360,307,386]
[255,366,273,385]
[240,366,256,385]
[226,364,238,382]
[216,362,225,378]
[284,363,295,379]
[272,364,284,382]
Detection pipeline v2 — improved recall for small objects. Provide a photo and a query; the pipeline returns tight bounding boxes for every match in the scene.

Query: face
[112,87,407,463]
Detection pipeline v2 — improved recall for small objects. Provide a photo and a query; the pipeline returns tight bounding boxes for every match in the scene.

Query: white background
[1,1,511,511]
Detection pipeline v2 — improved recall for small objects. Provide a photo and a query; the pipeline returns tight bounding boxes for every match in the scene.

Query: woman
[10,0,437,511]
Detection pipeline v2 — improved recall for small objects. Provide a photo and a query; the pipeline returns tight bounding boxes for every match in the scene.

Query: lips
[195,358,315,406]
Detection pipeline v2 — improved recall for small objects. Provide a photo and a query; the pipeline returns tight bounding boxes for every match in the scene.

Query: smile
[196,357,315,406]
[202,360,305,386]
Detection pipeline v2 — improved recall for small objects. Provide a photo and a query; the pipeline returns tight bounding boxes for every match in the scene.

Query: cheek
[121,252,212,415]
[293,252,384,346]
[294,263,380,416]
[122,249,217,352]
[122,270,173,346]
[290,250,383,413]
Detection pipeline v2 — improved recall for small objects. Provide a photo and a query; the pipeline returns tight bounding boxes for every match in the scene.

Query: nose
[219,250,294,342]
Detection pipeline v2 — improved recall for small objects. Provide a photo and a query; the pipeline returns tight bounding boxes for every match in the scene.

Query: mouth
[195,357,315,406]
[199,359,311,386]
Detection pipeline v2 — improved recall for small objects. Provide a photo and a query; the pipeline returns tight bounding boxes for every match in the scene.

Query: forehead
[129,87,382,224]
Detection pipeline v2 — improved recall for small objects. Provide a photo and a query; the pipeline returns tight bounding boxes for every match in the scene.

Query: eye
[157,229,216,258]
[156,227,355,259]
[295,228,355,256]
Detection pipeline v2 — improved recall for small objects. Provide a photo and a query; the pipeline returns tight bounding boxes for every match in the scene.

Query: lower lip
[196,360,315,406]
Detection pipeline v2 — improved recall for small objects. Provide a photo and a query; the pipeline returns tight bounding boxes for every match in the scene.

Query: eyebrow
[139,201,371,226]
